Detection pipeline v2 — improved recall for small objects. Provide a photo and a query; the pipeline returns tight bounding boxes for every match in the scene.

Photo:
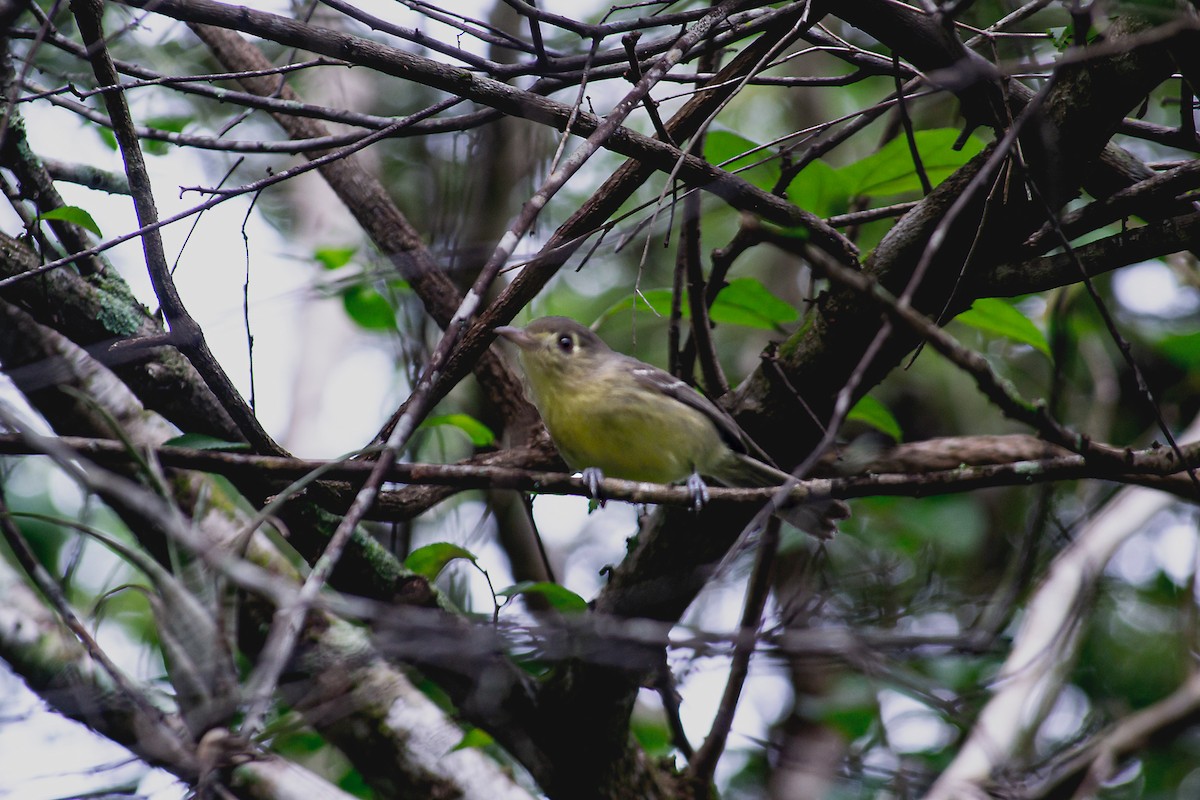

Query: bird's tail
[721,452,849,539]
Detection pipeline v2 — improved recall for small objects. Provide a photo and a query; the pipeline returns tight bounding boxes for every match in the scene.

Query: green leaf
[1046,24,1100,51]
[903,495,988,559]
[451,727,495,752]
[271,728,329,757]
[404,542,478,580]
[785,159,853,219]
[811,675,879,742]
[96,126,118,151]
[710,277,799,330]
[142,116,190,156]
[777,130,981,236]
[839,129,985,198]
[497,581,588,613]
[847,395,903,442]
[420,413,496,447]
[342,284,397,331]
[146,116,190,132]
[704,130,779,192]
[595,289,676,325]
[598,279,798,332]
[1157,330,1200,367]
[314,246,358,270]
[631,716,673,758]
[163,433,251,451]
[39,205,102,237]
[1046,27,1071,51]
[955,298,1051,356]
[821,703,878,742]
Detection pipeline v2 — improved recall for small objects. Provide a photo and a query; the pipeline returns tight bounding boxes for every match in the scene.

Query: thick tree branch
[982,211,1200,297]
[0,431,1196,509]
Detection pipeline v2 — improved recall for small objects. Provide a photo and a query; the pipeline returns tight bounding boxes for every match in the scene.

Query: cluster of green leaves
[706,127,986,226]
[580,130,1049,444]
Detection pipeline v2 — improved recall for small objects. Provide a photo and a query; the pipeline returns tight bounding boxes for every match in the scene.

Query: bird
[494,316,847,538]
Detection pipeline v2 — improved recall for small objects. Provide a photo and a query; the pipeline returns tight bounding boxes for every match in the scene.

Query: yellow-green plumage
[494,316,847,537]
[525,348,725,484]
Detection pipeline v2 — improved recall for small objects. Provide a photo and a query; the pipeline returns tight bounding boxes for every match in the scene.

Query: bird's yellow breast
[525,365,722,484]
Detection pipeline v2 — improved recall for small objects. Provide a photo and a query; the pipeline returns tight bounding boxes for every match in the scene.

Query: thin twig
[687,517,780,789]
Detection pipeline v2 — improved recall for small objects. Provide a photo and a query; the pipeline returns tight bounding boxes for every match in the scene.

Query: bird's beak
[494,325,534,349]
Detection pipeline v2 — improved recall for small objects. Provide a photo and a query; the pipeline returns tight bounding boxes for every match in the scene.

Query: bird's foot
[581,467,607,507]
[686,472,710,513]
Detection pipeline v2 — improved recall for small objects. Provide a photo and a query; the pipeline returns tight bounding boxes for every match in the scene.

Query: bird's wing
[625,357,751,455]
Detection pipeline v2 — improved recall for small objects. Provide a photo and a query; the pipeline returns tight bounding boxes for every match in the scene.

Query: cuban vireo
[494,316,847,538]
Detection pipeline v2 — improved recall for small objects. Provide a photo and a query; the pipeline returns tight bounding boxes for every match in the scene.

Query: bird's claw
[686,472,710,513]
[582,467,607,507]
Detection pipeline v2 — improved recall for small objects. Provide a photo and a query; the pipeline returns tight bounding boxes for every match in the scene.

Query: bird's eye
[557,335,574,353]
